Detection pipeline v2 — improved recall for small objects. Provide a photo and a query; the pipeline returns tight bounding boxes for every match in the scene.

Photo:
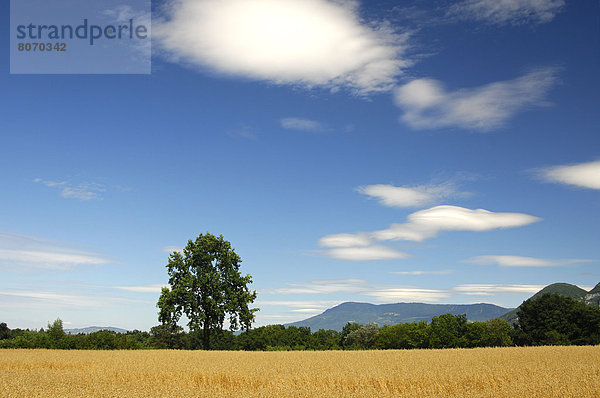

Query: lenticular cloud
[155,0,408,93]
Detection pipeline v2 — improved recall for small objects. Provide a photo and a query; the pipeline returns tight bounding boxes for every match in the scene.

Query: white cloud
[111,284,168,293]
[541,160,600,190]
[363,287,451,302]
[155,0,409,94]
[453,284,546,296]
[268,279,368,295]
[394,68,559,131]
[318,233,372,248]
[161,246,183,254]
[0,231,110,271]
[0,291,146,308]
[373,205,541,242]
[34,178,106,201]
[256,300,340,309]
[392,270,453,275]
[280,117,331,133]
[290,308,323,313]
[450,0,565,25]
[324,245,409,261]
[357,183,457,207]
[465,255,591,267]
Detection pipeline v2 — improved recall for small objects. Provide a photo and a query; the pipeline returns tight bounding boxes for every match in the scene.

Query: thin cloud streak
[324,245,409,261]
[465,255,593,267]
[33,178,106,201]
[280,117,331,133]
[0,231,110,271]
[449,0,565,25]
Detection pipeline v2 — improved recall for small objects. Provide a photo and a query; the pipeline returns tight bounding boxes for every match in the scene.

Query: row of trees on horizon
[1,293,599,350]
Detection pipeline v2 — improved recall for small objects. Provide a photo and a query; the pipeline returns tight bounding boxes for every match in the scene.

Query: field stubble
[1,346,598,397]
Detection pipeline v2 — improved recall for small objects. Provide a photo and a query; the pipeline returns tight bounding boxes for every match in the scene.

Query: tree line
[1,293,598,350]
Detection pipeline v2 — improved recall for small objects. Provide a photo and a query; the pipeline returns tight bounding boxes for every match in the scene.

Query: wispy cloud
[227,125,258,140]
[161,246,183,254]
[539,160,600,190]
[357,183,458,208]
[392,270,453,275]
[324,245,409,261]
[268,279,368,295]
[449,0,565,25]
[0,231,110,271]
[0,290,146,308]
[453,284,546,296]
[318,233,372,248]
[394,68,559,131]
[363,287,451,302]
[267,279,450,303]
[33,178,106,201]
[154,0,410,94]
[372,205,541,242]
[465,255,592,267]
[111,284,168,293]
[280,117,331,133]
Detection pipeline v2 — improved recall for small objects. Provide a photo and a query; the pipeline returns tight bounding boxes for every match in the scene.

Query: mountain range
[285,302,512,332]
[65,326,129,335]
[67,282,600,334]
[286,282,600,331]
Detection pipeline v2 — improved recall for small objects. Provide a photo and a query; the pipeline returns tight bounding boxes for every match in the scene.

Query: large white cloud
[155,0,409,93]
[373,205,541,242]
[357,183,457,208]
[541,160,600,190]
[394,68,559,131]
[450,0,565,25]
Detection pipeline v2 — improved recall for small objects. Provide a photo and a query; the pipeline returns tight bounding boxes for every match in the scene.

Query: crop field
[1,346,599,397]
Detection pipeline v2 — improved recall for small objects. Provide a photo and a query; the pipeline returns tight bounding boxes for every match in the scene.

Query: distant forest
[1,294,599,350]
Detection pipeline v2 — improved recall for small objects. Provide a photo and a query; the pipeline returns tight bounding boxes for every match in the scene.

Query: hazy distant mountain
[501,282,599,323]
[65,326,129,335]
[285,302,512,332]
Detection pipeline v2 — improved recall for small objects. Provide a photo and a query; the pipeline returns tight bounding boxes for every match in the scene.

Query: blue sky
[1,0,599,331]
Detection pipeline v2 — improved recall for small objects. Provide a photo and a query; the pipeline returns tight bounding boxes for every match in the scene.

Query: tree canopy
[157,233,258,349]
[516,293,600,346]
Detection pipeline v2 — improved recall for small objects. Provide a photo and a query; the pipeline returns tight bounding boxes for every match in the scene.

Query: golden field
[1,346,599,397]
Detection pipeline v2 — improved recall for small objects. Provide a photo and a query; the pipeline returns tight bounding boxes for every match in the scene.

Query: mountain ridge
[286,302,512,332]
[65,326,129,335]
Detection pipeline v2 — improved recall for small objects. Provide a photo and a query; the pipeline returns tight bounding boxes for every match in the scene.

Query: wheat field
[1,346,599,397]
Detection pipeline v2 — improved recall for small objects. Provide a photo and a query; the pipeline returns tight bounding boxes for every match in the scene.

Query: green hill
[501,282,597,323]
[585,282,600,306]
[531,283,588,300]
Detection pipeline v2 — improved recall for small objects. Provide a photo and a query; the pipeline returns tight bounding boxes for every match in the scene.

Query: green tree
[47,318,66,348]
[344,323,379,349]
[0,323,9,340]
[516,293,600,346]
[429,313,468,348]
[157,233,258,350]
